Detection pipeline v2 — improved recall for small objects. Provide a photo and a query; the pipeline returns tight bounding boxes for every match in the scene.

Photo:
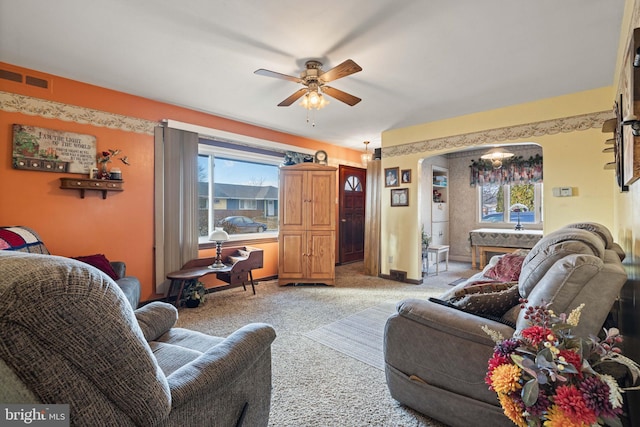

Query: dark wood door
[338,165,366,263]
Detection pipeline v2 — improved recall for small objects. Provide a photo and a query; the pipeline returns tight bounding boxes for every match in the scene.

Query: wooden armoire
[278,163,336,286]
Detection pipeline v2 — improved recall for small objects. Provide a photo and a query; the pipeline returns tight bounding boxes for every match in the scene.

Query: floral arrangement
[483,300,640,427]
[97,149,129,168]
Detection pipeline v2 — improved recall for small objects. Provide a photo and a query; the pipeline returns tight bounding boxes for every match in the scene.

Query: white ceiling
[0,0,625,151]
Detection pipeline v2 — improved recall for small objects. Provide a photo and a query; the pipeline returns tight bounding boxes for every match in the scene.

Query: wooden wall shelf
[60,177,123,199]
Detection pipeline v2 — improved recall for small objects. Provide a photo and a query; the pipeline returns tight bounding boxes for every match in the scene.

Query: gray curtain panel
[154,125,199,295]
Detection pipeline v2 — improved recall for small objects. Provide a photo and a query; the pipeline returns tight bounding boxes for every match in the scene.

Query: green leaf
[537,347,553,363]
[521,379,539,406]
[602,415,623,427]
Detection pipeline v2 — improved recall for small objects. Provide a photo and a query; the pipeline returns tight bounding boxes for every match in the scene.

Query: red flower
[554,385,598,425]
[558,349,583,378]
[520,325,553,346]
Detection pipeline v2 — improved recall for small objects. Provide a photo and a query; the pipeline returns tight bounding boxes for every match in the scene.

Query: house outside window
[198,140,281,242]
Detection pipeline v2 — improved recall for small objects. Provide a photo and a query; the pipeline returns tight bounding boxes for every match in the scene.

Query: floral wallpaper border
[382,110,613,158]
[0,91,157,135]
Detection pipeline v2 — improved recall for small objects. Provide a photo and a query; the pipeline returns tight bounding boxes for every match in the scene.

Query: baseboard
[380,270,422,285]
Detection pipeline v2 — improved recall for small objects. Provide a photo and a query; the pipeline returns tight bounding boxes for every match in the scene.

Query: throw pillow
[448,281,520,318]
[484,253,526,281]
[73,254,120,281]
[428,297,517,328]
[454,281,517,298]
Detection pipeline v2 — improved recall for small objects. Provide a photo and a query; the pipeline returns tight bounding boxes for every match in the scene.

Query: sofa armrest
[110,261,126,279]
[166,323,276,406]
[395,298,515,346]
[135,302,178,341]
[385,298,514,404]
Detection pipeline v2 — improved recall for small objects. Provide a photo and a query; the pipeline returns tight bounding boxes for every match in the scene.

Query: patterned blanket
[0,226,49,254]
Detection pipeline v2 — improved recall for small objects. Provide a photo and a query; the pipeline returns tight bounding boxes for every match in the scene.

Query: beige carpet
[177,261,475,427]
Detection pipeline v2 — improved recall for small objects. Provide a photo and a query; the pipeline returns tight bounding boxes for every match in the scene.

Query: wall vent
[389,269,407,283]
[0,68,50,90]
[25,75,48,89]
[0,69,22,83]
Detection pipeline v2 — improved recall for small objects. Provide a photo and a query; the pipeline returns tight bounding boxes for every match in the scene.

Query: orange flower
[497,393,526,427]
[543,405,589,427]
[490,363,522,394]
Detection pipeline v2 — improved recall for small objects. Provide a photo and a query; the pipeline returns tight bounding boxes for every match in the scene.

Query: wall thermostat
[552,187,573,197]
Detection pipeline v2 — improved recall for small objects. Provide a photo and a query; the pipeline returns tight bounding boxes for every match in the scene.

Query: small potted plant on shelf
[184,281,206,308]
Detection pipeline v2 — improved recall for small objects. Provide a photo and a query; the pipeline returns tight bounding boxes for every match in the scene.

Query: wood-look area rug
[303,301,397,370]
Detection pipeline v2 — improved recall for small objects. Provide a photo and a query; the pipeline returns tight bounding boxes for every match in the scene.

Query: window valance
[469,154,543,186]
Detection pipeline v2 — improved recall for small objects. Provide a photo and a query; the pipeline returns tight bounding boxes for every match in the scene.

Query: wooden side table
[166,260,231,307]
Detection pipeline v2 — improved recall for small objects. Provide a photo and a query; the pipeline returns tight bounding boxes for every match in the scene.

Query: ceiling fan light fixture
[300,88,328,110]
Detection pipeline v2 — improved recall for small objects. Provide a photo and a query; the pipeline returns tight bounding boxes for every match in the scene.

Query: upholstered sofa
[0,251,276,426]
[384,222,628,427]
[0,225,141,308]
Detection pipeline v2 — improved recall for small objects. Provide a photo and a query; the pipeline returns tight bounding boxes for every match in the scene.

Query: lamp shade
[209,227,229,242]
[480,147,515,161]
[510,203,529,212]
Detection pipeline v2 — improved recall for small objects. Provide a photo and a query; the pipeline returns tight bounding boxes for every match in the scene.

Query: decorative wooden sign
[12,124,97,174]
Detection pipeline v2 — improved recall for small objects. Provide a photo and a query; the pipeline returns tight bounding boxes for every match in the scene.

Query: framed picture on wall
[401,169,411,183]
[384,167,399,187]
[391,188,409,207]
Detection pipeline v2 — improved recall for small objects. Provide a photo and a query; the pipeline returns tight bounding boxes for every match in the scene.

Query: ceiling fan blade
[319,59,362,83]
[278,88,308,106]
[322,86,361,106]
[254,68,302,83]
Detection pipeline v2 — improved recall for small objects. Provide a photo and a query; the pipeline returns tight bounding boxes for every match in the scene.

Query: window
[239,200,258,210]
[198,139,282,243]
[344,175,363,192]
[479,183,543,225]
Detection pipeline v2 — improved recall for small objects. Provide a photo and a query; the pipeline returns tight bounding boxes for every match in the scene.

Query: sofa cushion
[484,253,526,281]
[519,228,605,296]
[73,254,120,281]
[564,222,614,249]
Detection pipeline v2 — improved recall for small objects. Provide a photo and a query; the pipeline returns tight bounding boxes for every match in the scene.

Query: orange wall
[0,62,361,302]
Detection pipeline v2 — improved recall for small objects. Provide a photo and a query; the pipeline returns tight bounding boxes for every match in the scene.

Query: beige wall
[380,0,640,284]
[613,1,640,266]
[380,87,616,281]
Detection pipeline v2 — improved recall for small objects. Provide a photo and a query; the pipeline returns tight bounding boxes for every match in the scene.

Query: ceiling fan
[254,59,362,109]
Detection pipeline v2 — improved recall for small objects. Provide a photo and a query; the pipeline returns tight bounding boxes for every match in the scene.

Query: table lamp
[208,227,229,269]
[510,203,529,231]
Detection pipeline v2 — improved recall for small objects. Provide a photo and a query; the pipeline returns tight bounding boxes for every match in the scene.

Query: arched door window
[344,175,363,192]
